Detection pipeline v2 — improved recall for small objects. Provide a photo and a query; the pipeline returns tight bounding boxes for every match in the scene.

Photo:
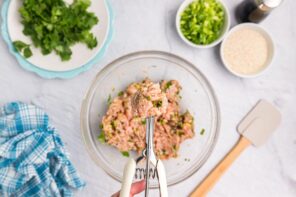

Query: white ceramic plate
[7,0,109,72]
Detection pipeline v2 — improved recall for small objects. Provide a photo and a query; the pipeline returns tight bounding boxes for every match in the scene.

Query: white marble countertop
[1,0,295,196]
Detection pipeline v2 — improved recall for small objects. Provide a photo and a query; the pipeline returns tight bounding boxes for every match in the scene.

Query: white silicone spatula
[190,100,281,197]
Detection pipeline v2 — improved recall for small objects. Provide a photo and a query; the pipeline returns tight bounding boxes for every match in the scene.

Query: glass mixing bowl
[80,51,220,188]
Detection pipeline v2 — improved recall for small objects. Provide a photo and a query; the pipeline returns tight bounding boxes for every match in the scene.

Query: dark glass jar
[236,0,282,23]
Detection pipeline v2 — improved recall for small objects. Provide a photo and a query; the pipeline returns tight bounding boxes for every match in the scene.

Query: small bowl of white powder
[220,23,274,78]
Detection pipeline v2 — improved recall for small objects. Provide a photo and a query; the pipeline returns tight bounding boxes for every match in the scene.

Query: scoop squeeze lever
[120,117,168,197]
[120,158,136,197]
[190,100,281,197]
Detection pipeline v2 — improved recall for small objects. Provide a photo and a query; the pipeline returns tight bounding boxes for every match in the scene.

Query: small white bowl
[220,23,275,78]
[176,0,230,49]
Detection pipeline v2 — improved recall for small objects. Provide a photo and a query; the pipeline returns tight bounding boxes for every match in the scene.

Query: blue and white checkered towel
[0,102,85,197]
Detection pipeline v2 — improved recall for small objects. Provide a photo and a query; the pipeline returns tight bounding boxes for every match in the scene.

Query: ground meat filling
[101,78,195,160]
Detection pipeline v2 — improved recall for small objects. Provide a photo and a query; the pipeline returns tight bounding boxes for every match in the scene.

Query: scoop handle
[190,136,251,197]
[120,158,136,197]
[156,160,168,197]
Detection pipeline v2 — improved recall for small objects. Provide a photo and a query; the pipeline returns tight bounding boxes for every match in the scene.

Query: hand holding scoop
[190,100,281,197]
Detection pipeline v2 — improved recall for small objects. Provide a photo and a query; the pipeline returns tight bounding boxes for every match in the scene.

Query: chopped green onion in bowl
[179,0,226,46]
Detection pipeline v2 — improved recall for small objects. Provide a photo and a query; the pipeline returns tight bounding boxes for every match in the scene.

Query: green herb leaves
[141,119,146,125]
[13,41,32,58]
[15,0,99,60]
[117,91,124,97]
[200,128,205,135]
[107,95,112,105]
[165,81,172,90]
[180,0,225,45]
[153,100,163,108]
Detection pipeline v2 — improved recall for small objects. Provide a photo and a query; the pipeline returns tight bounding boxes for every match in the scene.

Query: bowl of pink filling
[80,51,220,188]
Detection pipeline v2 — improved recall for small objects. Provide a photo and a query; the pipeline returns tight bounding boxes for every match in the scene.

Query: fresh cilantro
[172,145,177,152]
[177,130,185,136]
[13,41,32,58]
[23,47,33,58]
[177,122,183,129]
[145,95,151,101]
[107,95,112,105]
[200,128,205,135]
[118,91,124,96]
[15,0,99,61]
[111,121,116,130]
[153,100,162,108]
[141,119,146,125]
[13,41,28,52]
[165,81,173,90]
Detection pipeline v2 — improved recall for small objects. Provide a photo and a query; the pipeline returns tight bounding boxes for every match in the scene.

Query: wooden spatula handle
[190,137,251,197]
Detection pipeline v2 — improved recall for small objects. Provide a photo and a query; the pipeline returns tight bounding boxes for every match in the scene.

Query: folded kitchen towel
[0,102,85,197]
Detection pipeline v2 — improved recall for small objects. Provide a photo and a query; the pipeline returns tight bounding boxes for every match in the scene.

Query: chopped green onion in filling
[98,132,106,144]
[121,151,130,157]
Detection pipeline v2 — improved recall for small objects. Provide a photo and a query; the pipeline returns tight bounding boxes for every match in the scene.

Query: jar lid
[263,0,283,8]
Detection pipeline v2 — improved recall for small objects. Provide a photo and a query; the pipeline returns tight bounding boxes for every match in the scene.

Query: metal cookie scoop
[191,100,282,197]
[120,116,168,197]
